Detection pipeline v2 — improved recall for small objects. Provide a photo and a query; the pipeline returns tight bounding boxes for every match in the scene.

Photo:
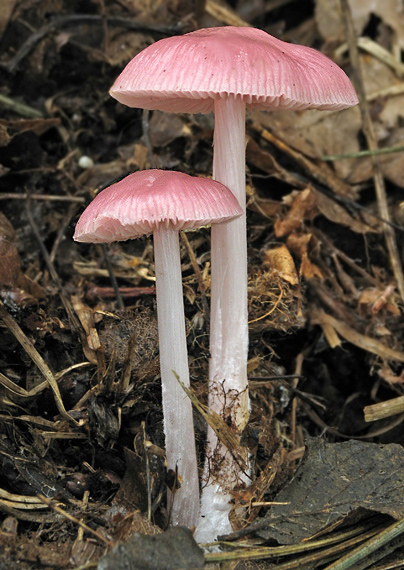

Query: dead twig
[180,231,210,327]
[101,244,125,311]
[0,193,84,202]
[340,0,404,303]
[364,396,404,422]
[25,194,83,337]
[310,307,404,363]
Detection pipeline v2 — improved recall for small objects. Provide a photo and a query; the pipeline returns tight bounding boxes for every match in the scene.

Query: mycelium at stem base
[197,97,250,542]
[153,226,200,527]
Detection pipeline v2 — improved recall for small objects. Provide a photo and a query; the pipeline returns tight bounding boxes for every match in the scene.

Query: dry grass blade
[207,520,387,566]
[324,516,404,570]
[0,371,35,398]
[0,93,43,118]
[0,414,58,429]
[180,230,210,325]
[0,488,50,510]
[176,376,249,473]
[0,362,91,400]
[0,300,78,425]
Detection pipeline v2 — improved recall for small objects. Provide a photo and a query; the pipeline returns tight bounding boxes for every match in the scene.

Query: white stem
[196,98,250,542]
[153,227,200,527]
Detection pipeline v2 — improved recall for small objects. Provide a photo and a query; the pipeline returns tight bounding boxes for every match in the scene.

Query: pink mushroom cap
[73,170,242,243]
[110,26,359,114]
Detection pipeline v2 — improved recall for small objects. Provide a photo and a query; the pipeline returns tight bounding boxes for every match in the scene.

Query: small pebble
[78,155,94,169]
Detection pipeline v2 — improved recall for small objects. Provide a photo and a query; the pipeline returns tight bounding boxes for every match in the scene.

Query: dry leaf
[263,245,299,286]
[149,111,191,147]
[287,233,323,281]
[251,107,361,183]
[314,190,378,234]
[0,118,61,137]
[274,188,318,237]
[316,0,404,50]
[0,0,17,39]
[0,237,21,288]
[246,137,305,189]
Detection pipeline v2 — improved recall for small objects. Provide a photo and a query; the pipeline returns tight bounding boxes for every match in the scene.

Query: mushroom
[109,26,359,539]
[73,169,242,528]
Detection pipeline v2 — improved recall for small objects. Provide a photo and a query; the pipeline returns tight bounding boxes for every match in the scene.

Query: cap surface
[73,170,242,243]
[110,26,358,114]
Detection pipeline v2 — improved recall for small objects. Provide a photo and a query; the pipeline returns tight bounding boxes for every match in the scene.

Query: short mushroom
[109,26,359,539]
[73,169,242,528]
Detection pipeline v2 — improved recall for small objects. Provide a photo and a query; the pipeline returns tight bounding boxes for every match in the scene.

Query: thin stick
[142,422,152,522]
[101,244,125,310]
[340,0,404,303]
[180,230,210,326]
[290,352,303,447]
[50,203,78,263]
[25,194,82,335]
[364,396,404,422]
[0,193,84,202]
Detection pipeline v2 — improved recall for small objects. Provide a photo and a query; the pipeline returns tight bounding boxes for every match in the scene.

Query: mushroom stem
[197,98,250,540]
[153,227,200,527]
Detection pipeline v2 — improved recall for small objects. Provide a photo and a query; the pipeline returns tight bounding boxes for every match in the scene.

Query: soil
[1,1,404,568]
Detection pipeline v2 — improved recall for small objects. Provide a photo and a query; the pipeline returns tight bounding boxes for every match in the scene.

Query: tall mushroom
[73,169,242,528]
[109,26,358,539]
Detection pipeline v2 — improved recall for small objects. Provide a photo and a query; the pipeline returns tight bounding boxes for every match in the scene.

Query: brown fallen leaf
[263,245,299,286]
[316,0,404,50]
[0,212,44,300]
[0,0,17,39]
[246,136,305,189]
[287,233,323,281]
[71,295,102,365]
[314,189,378,234]
[0,118,61,137]
[274,188,318,237]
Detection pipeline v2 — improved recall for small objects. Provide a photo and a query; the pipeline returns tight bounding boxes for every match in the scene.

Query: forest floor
[1,0,404,568]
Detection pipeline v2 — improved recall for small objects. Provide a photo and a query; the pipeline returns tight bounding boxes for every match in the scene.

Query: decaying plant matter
[1,0,404,568]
